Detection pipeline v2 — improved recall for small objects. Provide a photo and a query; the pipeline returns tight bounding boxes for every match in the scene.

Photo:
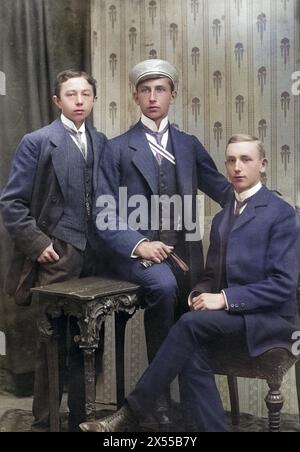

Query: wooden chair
[212,344,298,432]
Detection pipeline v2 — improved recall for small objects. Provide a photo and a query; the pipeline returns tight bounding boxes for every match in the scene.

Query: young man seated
[80,134,299,432]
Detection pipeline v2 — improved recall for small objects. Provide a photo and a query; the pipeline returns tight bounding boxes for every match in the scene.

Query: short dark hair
[54,70,97,98]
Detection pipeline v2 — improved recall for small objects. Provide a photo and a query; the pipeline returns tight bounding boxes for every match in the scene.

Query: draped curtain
[0,0,90,391]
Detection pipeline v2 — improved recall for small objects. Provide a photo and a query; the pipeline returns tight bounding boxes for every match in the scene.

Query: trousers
[127,310,246,432]
[110,246,189,364]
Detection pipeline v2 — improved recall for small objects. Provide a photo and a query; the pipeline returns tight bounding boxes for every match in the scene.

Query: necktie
[143,123,169,165]
[64,125,87,160]
[234,198,249,216]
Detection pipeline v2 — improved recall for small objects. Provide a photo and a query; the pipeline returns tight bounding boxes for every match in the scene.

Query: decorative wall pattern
[92,0,300,416]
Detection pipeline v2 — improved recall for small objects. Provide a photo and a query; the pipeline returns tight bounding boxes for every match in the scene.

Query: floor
[1,390,300,432]
[0,391,33,419]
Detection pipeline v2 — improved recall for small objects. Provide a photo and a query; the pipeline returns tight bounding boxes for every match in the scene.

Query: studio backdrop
[91,0,300,417]
[0,0,299,418]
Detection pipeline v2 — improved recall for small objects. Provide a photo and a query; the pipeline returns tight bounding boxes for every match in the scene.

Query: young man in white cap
[93,59,231,425]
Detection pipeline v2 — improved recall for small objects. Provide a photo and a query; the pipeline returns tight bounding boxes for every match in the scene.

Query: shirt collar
[141,114,169,133]
[235,182,262,203]
[61,114,86,134]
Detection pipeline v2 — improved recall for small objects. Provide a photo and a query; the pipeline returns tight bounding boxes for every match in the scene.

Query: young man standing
[0,70,107,431]
[81,134,299,432]
[94,59,231,424]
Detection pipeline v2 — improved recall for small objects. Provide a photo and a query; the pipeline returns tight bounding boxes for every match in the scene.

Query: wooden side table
[32,277,140,432]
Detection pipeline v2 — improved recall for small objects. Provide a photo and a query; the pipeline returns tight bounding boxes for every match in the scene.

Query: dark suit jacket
[94,121,231,289]
[0,119,107,303]
[193,186,299,356]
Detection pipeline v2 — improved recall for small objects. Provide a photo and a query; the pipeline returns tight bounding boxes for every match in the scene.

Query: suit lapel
[218,198,234,241]
[231,186,269,232]
[217,199,234,289]
[130,122,159,195]
[49,120,70,198]
[215,186,270,291]
[49,120,104,198]
[170,127,194,196]
[86,123,102,190]
[231,203,256,232]
[218,186,270,239]
[130,122,194,196]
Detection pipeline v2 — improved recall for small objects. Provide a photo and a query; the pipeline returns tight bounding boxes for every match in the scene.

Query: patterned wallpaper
[92,0,300,209]
[92,0,300,416]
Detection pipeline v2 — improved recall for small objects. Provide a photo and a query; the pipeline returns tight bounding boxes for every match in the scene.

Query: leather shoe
[79,405,139,432]
[154,406,172,426]
[152,394,173,431]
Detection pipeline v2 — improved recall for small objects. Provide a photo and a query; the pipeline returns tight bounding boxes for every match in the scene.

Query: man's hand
[37,244,60,264]
[135,241,174,264]
[191,293,226,311]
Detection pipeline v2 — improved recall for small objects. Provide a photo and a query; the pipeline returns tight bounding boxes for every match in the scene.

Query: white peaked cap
[129,59,179,87]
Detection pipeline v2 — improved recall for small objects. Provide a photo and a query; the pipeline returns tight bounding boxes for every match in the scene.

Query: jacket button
[41,220,47,228]
[230,304,235,309]
[51,196,58,203]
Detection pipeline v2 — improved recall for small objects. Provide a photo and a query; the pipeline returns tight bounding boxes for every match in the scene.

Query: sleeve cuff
[131,238,149,258]
[221,290,229,311]
[188,291,201,308]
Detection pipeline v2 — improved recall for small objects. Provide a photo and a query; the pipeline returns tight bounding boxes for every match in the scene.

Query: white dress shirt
[234,181,262,215]
[141,113,169,151]
[61,113,87,152]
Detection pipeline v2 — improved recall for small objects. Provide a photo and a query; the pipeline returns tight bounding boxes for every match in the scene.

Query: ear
[133,91,140,106]
[170,90,177,105]
[52,95,62,110]
[260,158,268,173]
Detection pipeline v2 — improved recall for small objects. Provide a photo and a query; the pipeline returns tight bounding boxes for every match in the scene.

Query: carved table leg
[115,311,131,408]
[265,383,284,432]
[46,335,60,431]
[69,299,113,423]
[114,294,139,408]
[82,348,96,421]
[227,376,240,426]
[38,299,63,432]
[65,293,138,423]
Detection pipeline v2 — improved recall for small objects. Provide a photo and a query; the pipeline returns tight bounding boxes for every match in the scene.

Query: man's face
[53,77,95,128]
[133,78,177,124]
[225,141,267,193]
